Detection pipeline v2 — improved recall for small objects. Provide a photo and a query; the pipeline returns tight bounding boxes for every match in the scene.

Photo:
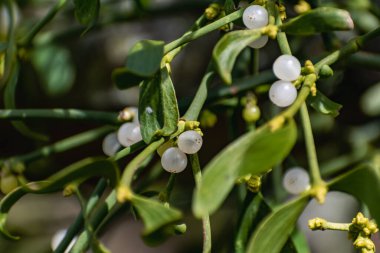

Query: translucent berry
[243,105,261,122]
[177,130,203,154]
[51,229,77,253]
[102,132,121,156]
[282,167,310,195]
[161,147,188,173]
[272,55,302,81]
[117,122,142,147]
[269,80,297,107]
[249,35,268,49]
[242,5,269,29]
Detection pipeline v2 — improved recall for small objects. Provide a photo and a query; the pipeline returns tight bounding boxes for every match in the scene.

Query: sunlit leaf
[126,40,164,77]
[281,7,354,35]
[246,196,309,253]
[193,120,297,217]
[213,29,261,84]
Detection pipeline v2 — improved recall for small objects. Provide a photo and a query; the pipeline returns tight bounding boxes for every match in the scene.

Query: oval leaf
[131,194,182,235]
[213,30,261,84]
[31,45,75,97]
[307,91,342,117]
[74,0,100,25]
[246,196,309,253]
[329,163,380,225]
[281,7,354,35]
[139,67,179,143]
[126,40,164,78]
[193,120,297,217]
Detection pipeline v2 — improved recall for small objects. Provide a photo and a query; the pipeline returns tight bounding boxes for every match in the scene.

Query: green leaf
[0,42,7,52]
[213,30,261,84]
[224,0,235,14]
[73,0,100,25]
[112,67,144,89]
[31,45,75,97]
[126,40,164,78]
[246,196,309,253]
[329,163,380,225]
[0,158,118,240]
[130,194,182,235]
[4,63,49,141]
[307,91,342,117]
[281,7,354,35]
[193,120,297,217]
[139,67,179,143]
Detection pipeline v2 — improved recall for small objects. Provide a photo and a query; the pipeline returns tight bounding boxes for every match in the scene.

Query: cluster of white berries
[160,130,203,173]
[102,107,141,156]
[269,55,301,107]
[282,167,310,195]
[242,5,269,49]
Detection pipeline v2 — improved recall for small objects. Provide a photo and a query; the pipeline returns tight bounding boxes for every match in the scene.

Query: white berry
[177,130,203,154]
[249,35,268,49]
[282,167,310,195]
[117,122,142,147]
[161,147,188,173]
[51,229,77,253]
[272,55,301,81]
[102,132,121,156]
[242,5,269,29]
[269,80,297,107]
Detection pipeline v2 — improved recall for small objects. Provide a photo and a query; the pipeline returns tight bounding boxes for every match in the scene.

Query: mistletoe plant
[0,0,380,252]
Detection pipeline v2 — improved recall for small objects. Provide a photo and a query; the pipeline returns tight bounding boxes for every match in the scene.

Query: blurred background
[0,0,380,252]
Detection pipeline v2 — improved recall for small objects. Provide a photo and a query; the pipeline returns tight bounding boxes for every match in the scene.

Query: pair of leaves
[213,7,353,84]
[193,119,297,217]
[307,91,342,117]
[0,157,118,240]
[113,40,165,89]
[31,45,75,97]
[138,66,179,143]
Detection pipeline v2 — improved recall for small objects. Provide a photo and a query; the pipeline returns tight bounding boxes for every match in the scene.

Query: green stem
[10,126,113,164]
[300,103,323,185]
[164,15,206,63]
[119,138,164,187]
[183,66,214,121]
[19,0,68,46]
[164,8,245,54]
[0,109,120,124]
[70,191,119,253]
[54,178,107,253]
[159,174,176,203]
[190,154,212,253]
